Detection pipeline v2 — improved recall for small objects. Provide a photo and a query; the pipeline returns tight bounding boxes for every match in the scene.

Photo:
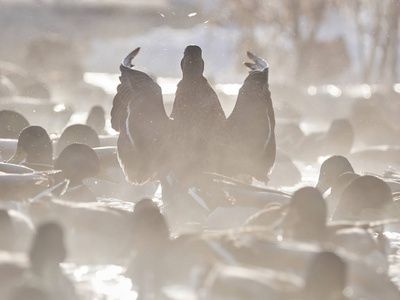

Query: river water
[42,73,399,298]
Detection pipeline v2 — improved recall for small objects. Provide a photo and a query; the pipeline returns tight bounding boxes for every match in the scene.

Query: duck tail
[244,51,269,72]
[122,47,141,68]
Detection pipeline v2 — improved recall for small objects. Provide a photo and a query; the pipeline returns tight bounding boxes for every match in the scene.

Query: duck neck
[27,151,53,165]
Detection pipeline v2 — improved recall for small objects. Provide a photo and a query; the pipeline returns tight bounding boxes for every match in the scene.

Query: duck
[0,61,50,100]
[51,143,100,202]
[227,51,276,184]
[332,175,398,221]
[298,251,347,300]
[28,222,78,300]
[0,110,30,139]
[7,126,53,170]
[326,172,361,217]
[316,155,355,194]
[125,198,171,299]
[56,124,100,156]
[85,105,106,135]
[0,221,78,300]
[169,45,228,183]
[316,155,400,196]
[293,118,354,162]
[111,47,171,185]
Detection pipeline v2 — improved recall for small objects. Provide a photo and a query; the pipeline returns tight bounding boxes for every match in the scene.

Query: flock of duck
[1,44,400,299]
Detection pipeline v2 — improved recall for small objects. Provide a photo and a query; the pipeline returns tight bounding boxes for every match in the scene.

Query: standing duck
[227,51,276,184]
[170,45,227,182]
[111,47,171,185]
[111,47,277,190]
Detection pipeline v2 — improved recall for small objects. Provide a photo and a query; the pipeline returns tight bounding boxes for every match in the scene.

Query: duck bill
[7,146,27,164]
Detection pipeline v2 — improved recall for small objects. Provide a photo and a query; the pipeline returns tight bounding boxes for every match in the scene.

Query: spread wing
[111,48,171,184]
[227,52,276,183]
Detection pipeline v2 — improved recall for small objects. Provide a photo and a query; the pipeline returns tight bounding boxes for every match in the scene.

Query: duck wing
[111,48,171,184]
[227,52,276,183]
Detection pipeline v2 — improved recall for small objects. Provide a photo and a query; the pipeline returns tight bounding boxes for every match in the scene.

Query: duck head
[0,110,29,139]
[56,124,99,156]
[303,252,347,300]
[29,222,66,277]
[54,143,100,187]
[8,125,53,165]
[280,187,327,241]
[130,198,170,249]
[181,45,204,78]
[316,156,354,194]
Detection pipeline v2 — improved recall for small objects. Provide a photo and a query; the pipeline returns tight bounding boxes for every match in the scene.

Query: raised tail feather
[111,47,147,132]
[123,47,141,68]
[244,51,269,72]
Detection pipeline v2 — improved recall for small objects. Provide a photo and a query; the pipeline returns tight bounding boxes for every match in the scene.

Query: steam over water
[2,1,400,299]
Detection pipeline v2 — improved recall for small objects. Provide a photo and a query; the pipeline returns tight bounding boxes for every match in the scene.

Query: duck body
[170,45,226,181]
[111,48,171,185]
[294,119,353,162]
[227,52,275,183]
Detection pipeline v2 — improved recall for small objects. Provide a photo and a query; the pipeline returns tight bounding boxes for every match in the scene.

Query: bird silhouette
[111,46,276,190]
[227,51,276,184]
[111,47,171,185]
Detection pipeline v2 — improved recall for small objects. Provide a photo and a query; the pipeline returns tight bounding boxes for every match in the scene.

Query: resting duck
[85,105,106,135]
[28,222,78,300]
[0,222,78,300]
[52,143,100,202]
[316,155,355,194]
[125,198,171,298]
[56,124,100,156]
[7,126,53,170]
[332,175,398,221]
[0,110,29,139]
[0,61,50,99]
[293,118,354,162]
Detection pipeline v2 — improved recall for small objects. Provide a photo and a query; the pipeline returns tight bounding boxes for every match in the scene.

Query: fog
[1,0,400,299]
